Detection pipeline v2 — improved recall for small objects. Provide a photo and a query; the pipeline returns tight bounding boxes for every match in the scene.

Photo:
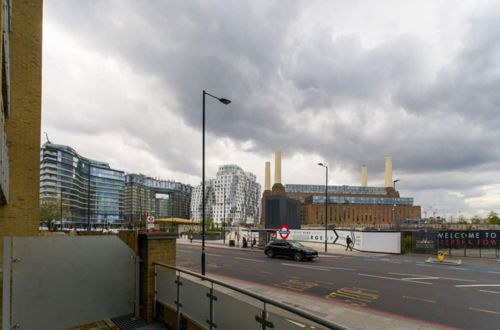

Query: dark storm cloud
[45,1,500,215]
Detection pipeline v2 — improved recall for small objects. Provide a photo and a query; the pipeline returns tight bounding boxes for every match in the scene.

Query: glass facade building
[40,143,125,226]
[40,143,193,227]
[122,174,192,222]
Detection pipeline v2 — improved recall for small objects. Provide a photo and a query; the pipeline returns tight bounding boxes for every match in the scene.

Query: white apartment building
[190,165,261,225]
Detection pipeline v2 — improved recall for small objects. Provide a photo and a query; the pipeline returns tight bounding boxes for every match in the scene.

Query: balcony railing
[154,262,349,330]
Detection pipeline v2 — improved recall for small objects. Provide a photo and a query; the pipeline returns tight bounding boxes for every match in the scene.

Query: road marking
[178,250,193,254]
[455,284,500,288]
[316,280,335,286]
[275,279,318,292]
[358,273,432,285]
[207,253,222,257]
[260,271,273,275]
[480,290,500,294]
[469,307,500,315]
[281,263,330,271]
[234,257,264,263]
[389,272,475,282]
[324,266,356,271]
[402,295,436,304]
[286,275,301,279]
[326,287,379,307]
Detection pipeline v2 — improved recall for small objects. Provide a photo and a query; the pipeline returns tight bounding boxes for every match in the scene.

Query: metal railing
[153,262,349,330]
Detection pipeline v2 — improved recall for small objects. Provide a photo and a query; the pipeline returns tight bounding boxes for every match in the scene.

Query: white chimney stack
[274,151,282,184]
[361,165,368,187]
[384,157,393,187]
[265,161,271,191]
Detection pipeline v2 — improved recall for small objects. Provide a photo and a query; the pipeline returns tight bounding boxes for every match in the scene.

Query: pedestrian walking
[346,235,353,251]
[252,237,256,249]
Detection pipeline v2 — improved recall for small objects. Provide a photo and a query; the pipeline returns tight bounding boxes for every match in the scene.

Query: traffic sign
[147,216,155,223]
[278,225,290,240]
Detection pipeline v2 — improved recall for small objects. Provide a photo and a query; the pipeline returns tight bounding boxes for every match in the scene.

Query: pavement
[177,237,500,330]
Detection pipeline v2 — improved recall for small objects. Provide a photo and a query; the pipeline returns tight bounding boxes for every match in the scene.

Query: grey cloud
[44,0,500,216]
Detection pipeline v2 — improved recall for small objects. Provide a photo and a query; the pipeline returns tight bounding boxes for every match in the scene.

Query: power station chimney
[384,156,393,187]
[361,165,368,187]
[274,151,281,184]
[264,161,271,191]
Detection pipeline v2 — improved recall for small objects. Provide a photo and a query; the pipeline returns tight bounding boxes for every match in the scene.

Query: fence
[412,230,500,259]
[3,236,137,330]
[154,262,349,330]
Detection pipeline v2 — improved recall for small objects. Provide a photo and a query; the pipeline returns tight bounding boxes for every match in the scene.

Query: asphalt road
[176,244,500,330]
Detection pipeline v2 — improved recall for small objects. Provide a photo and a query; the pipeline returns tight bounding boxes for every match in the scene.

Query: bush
[401,236,412,254]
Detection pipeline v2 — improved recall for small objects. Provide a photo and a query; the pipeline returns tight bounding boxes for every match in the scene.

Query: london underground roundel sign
[278,225,290,240]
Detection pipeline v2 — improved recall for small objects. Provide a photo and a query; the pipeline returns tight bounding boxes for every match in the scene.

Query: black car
[264,240,318,261]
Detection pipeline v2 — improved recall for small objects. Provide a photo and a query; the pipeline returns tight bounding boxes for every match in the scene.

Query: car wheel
[294,252,303,262]
[266,249,275,258]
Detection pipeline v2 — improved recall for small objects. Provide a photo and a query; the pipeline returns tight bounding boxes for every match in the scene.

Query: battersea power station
[261,152,421,229]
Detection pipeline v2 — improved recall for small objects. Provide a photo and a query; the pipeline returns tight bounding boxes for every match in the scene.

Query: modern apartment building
[191,164,261,225]
[40,142,125,226]
[40,142,193,226]
[0,0,43,247]
[122,173,192,223]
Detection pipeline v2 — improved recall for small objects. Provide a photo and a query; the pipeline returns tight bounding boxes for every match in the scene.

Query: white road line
[281,263,331,271]
[207,253,222,257]
[469,307,500,315]
[234,257,264,263]
[402,295,436,304]
[388,272,476,282]
[455,284,500,288]
[324,266,356,271]
[178,250,193,254]
[358,273,433,285]
[480,290,500,294]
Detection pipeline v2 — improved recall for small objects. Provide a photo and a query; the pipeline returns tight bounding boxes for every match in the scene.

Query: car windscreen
[288,241,304,248]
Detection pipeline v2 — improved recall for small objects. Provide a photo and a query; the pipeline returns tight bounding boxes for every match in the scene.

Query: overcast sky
[42,0,500,219]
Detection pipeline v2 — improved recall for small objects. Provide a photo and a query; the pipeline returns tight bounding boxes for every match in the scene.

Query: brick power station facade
[0,0,43,262]
[261,152,421,228]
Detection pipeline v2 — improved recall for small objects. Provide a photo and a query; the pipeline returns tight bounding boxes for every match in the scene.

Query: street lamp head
[394,179,400,183]
[318,162,326,167]
[219,98,231,105]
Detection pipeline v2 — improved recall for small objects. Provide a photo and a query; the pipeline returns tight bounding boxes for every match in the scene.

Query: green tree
[487,211,500,225]
[40,198,60,228]
[470,215,482,224]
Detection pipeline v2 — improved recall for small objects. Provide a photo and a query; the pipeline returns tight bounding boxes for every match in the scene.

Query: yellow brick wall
[0,0,43,264]
[138,233,176,321]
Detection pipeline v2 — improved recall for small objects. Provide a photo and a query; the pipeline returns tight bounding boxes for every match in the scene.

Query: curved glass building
[40,142,124,226]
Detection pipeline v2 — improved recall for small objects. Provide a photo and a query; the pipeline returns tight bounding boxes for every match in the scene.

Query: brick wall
[0,0,43,261]
[138,232,176,321]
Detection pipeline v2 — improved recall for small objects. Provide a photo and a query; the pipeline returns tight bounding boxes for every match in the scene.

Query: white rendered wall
[275,229,401,253]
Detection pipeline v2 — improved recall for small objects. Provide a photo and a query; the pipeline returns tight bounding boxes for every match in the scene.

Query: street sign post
[146,216,155,229]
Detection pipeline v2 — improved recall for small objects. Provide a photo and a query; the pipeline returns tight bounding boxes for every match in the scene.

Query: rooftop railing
[154,262,349,330]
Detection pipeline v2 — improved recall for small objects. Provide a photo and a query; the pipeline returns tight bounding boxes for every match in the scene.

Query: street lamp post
[60,185,63,231]
[223,185,226,245]
[318,163,328,253]
[202,90,231,276]
[87,164,91,231]
[393,179,400,191]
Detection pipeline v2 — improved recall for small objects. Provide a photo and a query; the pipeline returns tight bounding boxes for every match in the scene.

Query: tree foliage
[40,198,60,227]
[487,211,500,225]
